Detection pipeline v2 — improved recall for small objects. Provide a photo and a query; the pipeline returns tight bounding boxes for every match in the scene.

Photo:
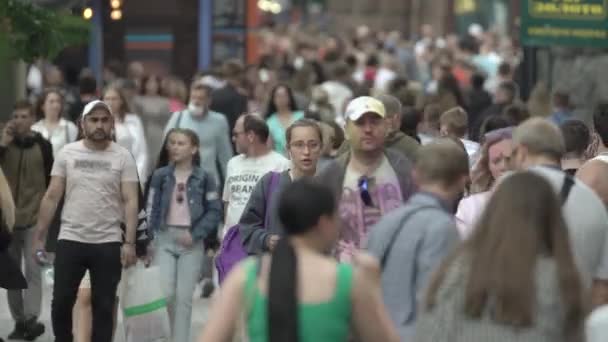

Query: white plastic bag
[121,262,171,342]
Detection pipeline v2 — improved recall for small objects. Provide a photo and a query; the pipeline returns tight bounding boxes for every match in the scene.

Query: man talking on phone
[0,100,53,340]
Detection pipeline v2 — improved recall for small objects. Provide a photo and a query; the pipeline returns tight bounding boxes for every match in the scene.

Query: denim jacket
[146,165,222,241]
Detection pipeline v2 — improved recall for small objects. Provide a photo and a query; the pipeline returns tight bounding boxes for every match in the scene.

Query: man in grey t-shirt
[511,118,608,295]
[33,100,139,342]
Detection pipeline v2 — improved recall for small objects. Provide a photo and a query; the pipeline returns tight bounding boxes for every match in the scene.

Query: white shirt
[321,81,353,121]
[115,114,149,181]
[32,118,78,156]
[222,151,290,232]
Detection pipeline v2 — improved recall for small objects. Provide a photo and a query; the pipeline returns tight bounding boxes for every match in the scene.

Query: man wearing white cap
[33,100,139,342]
[317,96,415,262]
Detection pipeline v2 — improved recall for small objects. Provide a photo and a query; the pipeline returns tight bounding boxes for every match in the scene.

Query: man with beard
[0,100,53,340]
[33,100,139,341]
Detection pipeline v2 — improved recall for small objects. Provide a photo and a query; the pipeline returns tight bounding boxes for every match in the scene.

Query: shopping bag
[121,262,171,342]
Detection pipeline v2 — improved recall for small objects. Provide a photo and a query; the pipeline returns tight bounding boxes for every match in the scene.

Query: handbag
[215,172,280,284]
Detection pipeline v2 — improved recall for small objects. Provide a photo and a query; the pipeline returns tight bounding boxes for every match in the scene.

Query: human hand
[1,121,15,147]
[266,235,280,251]
[121,244,137,268]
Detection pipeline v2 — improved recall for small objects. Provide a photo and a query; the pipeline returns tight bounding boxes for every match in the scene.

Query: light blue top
[266,111,305,156]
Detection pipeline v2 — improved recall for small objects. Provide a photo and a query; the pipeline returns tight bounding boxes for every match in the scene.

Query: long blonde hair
[0,167,15,232]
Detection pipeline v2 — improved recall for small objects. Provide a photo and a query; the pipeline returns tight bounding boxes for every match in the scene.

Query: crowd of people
[1,23,608,342]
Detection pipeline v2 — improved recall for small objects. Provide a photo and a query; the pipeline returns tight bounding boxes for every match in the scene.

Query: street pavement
[0,282,212,342]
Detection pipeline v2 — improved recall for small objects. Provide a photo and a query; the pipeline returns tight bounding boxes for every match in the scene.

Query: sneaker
[201,278,215,298]
[22,319,45,341]
[7,321,26,340]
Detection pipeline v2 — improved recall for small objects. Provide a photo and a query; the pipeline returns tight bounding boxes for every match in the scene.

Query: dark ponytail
[268,239,298,342]
[267,179,336,342]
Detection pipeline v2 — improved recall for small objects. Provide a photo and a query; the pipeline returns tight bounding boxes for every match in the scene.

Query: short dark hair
[190,82,213,96]
[471,73,486,90]
[594,102,608,145]
[13,100,33,116]
[502,104,530,126]
[498,62,512,77]
[498,81,518,100]
[560,120,590,157]
[222,59,244,79]
[79,76,97,95]
[243,114,270,142]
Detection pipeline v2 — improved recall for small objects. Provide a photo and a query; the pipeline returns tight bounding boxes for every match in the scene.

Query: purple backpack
[215,172,280,284]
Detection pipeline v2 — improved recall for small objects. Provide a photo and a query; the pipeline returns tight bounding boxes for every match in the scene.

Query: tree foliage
[0,0,90,63]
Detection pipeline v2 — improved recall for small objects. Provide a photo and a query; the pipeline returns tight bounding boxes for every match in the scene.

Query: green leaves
[0,0,90,63]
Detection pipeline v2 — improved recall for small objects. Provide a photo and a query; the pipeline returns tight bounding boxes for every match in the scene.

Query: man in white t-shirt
[33,100,139,342]
[223,114,290,233]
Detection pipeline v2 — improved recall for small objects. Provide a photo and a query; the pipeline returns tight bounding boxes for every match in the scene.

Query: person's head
[502,104,530,126]
[553,91,571,109]
[140,74,162,96]
[221,59,244,83]
[164,77,188,103]
[400,106,421,141]
[265,84,297,117]
[233,114,270,154]
[377,94,402,134]
[497,61,512,79]
[80,100,114,143]
[188,82,213,114]
[413,139,470,202]
[422,104,442,135]
[11,100,36,137]
[78,76,97,97]
[439,107,468,139]
[471,127,513,193]
[37,88,64,121]
[44,66,64,87]
[164,128,201,166]
[102,86,130,119]
[593,101,608,147]
[344,96,387,155]
[471,73,486,91]
[269,179,338,341]
[560,120,590,160]
[479,115,511,143]
[495,81,518,105]
[285,119,323,176]
[511,118,565,170]
[426,172,583,337]
[576,160,608,206]
[127,61,145,82]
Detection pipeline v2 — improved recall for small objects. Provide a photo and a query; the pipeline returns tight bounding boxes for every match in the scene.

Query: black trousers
[51,240,122,342]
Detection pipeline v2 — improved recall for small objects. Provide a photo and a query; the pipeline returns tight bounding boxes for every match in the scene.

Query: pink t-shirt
[165,171,192,227]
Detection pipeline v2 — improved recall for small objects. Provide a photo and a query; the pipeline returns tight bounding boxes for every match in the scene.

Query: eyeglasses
[358,176,374,207]
[176,183,186,204]
[289,141,321,152]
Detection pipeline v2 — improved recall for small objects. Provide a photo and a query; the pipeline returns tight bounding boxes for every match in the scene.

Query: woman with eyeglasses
[456,127,513,238]
[200,179,399,342]
[146,128,222,342]
[240,119,323,255]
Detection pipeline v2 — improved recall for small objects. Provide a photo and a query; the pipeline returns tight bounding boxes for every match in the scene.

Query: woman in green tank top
[200,179,399,342]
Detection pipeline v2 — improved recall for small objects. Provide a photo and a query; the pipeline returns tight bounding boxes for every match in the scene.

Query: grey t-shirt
[52,141,139,244]
[531,166,608,287]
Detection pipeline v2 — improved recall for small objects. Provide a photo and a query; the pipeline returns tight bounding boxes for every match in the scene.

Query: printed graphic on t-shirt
[74,159,112,172]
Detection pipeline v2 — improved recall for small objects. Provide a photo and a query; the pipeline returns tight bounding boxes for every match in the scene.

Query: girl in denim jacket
[147,128,221,342]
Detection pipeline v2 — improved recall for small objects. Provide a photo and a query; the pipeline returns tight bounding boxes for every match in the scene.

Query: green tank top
[244,259,354,342]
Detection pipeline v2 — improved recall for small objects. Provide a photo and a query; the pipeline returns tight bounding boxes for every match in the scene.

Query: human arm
[33,176,65,253]
[198,261,248,342]
[191,174,222,241]
[145,170,163,241]
[121,153,140,266]
[351,252,400,342]
[239,174,272,254]
[216,116,234,183]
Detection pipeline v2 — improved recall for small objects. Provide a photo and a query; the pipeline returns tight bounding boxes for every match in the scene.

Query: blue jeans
[155,228,204,342]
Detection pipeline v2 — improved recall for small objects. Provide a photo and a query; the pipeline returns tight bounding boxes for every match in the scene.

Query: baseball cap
[82,100,112,118]
[344,96,386,121]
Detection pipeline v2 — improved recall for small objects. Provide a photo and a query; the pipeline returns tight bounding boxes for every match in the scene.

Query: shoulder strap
[380,206,436,268]
[175,111,184,129]
[263,172,280,227]
[560,174,575,206]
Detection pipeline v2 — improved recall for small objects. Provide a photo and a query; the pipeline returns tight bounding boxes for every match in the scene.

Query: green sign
[521,0,608,47]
